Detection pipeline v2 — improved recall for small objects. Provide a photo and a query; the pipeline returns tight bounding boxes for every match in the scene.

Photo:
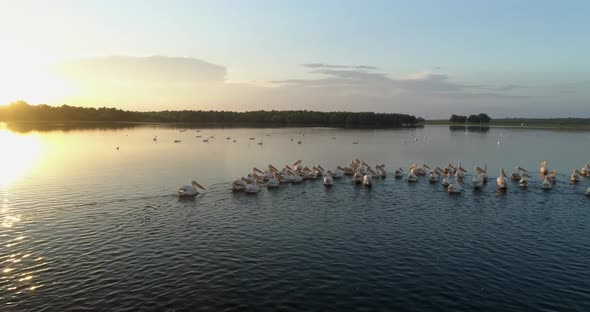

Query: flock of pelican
[178,161,590,197]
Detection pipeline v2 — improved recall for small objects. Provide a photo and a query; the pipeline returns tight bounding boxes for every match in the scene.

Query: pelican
[315,165,326,176]
[511,166,528,180]
[519,172,531,188]
[331,168,343,179]
[448,173,463,193]
[581,164,590,177]
[497,168,508,189]
[231,179,246,191]
[353,169,364,184]
[375,164,387,178]
[267,173,285,188]
[428,168,442,183]
[407,165,418,183]
[586,187,590,196]
[540,161,549,175]
[337,165,354,176]
[415,164,431,176]
[476,164,488,183]
[254,167,273,181]
[472,168,484,189]
[441,169,452,187]
[394,168,404,178]
[323,174,334,186]
[546,170,558,184]
[571,169,582,184]
[243,174,264,194]
[286,170,303,183]
[541,175,552,190]
[178,180,205,197]
[293,160,303,173]
[363,174,372,187]
[455,161,467,178]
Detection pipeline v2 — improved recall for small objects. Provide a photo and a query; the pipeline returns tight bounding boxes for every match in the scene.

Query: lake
[1,123,589,311]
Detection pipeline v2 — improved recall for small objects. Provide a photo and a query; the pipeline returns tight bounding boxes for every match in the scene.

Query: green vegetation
[0,101,420,128]
[449,113,491,124]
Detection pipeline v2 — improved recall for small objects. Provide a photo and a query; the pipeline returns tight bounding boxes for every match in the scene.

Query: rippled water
[1,124,590,311]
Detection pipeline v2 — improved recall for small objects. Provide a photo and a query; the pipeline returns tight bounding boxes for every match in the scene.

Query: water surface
[1,124,589,311]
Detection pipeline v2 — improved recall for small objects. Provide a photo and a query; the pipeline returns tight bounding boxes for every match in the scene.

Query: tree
[467,114,480,123]
[478,113,491,123]
[450,114,467,123]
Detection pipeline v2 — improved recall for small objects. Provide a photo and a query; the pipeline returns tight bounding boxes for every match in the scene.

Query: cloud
[302,63,377,70]
[59,56,227,83]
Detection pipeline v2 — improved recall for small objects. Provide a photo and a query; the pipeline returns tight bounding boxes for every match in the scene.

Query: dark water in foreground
[1,125,589,311]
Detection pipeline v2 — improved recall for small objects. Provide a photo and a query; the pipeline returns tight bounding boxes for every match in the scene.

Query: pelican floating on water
[519,172,531,188]
[497,168,508,189]
[178,180,205,197]
[448,172,463,194]
[375,164,387,178]
[441,169,452,187]
[363,174,372,187]
[323,174,334,186]
[581,164,590,177]
[511,166,528,180]
[231,179,246,191]
[394,168,404,178]
[540,161,549,175]
[472,167,485,189]
[571,169,582,184]
[407,165,418,183]
[542,175,552,190]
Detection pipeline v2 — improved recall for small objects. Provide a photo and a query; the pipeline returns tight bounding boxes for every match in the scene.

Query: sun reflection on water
[0,127,44,187]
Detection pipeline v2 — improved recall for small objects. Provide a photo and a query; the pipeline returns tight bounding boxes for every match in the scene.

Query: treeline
[449,113,492,124]
[0,101,421,127]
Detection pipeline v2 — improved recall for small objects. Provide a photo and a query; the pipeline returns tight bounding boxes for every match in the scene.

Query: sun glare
[0,52,78,106]
[0,128,44,187]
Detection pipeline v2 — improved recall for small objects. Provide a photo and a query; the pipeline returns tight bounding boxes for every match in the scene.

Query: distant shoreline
[426,119,590,130]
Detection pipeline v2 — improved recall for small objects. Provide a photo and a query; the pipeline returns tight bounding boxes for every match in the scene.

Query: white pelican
[293,160,303,173]
[571,169,582,184]
[541,175,552,190]
[178,180,205,197]
[286,170,303,183]
[254,167,273,181]
[581,164,590,177]
[511,166,528,180]
[429,168,442,183]
[394,168,404,178]
[415,164,431,176]
[231,179,246,191]
[546,170,558,184]
[407,165,418,183]
[497,168,508,189]
[323,174,334,186]
[448,173,463,193]
[330,169,343,179]
[519,173,531,188]
[314,165,326,176]
[266,173,285,188]
[441,169,452,187]
[476,164,488,183]
[375,164,387,178]
[353,169,364,184]
[243,174,264,194]
[363,173,372,187]
[337,165,354,176]
[472,168,484,189]
[455,161,467,178]
[540,161,549,175]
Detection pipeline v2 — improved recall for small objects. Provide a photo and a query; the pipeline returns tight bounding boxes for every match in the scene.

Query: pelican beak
[293,160,302,166]
[424,164,431,169]
[192,180,205,190]
[500,168,506,178]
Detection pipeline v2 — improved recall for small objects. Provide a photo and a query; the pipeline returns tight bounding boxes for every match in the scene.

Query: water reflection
[449,125,490,132]
[0,129,43,187]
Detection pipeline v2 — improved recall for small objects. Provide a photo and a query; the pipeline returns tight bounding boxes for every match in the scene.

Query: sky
[0,0,589,118]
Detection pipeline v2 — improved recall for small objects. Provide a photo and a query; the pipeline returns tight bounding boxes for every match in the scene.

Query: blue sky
[1,0,589,117]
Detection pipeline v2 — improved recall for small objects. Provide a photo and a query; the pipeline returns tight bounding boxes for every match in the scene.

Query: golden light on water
[0,128,44,187]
